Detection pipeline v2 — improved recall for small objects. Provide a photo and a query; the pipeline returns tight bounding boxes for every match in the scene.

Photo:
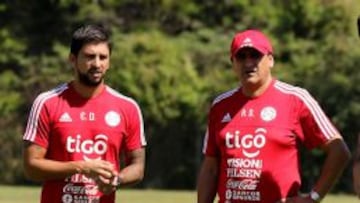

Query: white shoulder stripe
[202,127,209,154]
[106,87,146,146]
[23,83,68,141]
[212,88,238,106]
[274,81,338,140]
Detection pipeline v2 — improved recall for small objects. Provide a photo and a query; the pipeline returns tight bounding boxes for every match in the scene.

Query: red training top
[202,79,339,203]
[23,83,146,203]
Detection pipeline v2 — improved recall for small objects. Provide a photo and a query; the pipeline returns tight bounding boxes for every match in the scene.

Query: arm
[97,148,145,194]
[283,137,351,203]
[289,92,352,202]
[312,137,351,199]
[197,156,219,203]
[23,141,116,182]
[117,148,146,186]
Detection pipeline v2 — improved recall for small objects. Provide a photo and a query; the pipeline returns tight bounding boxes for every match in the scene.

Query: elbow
[344,147,352,165]
[338,140,352,166]
[120,164,145,186]
[134,157,146,183]
[23,160,33,180]
[23,161,44,182]
[23,167,32,180]
[23,167,40,182]
[324,138,352,169]
[133,164,145,185]
[342,141,352,163]
[135,176,144,185]
[135,166,145,183]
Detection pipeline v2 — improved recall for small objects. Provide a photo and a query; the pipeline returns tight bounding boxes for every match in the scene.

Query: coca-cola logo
[226,179,258,190]
[63,183,99,195]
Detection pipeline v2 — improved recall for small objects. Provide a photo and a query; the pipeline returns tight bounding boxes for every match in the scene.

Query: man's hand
[277,194,318,203]
[277,197,314,203]
[79,159,119,195]
[81,159,116,180]
[95,174,119,195]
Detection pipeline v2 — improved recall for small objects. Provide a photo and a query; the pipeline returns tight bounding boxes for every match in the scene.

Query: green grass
[0,185,358,203]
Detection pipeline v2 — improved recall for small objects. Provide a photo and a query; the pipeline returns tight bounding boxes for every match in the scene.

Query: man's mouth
[244,68,257,75]
[89,69,102,77]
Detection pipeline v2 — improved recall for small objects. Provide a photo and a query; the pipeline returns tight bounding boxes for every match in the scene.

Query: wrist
[309,190,322,202]
[112,174,123,187]
[73,161,88,175]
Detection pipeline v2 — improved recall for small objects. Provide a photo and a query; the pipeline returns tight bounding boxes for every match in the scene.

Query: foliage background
[0,0,359,193]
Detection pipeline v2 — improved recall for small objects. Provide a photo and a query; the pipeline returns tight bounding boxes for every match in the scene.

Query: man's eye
[236,52,262,60]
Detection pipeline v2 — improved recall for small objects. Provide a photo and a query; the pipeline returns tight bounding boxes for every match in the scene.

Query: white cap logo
[241,37,253,47]
[260,106,276,122]
[105,111,121,127]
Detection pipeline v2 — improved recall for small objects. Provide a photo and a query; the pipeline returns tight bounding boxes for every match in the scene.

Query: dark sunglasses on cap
[235,49,263,60]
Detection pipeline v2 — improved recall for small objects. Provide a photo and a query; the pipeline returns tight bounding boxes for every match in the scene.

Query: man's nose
[93,56,101,67]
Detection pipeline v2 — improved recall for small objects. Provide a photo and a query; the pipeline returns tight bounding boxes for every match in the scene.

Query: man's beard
[77,69,104,87]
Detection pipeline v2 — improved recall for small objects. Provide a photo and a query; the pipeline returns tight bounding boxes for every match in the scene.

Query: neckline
[239,79,275,100]
[68,82,107,101]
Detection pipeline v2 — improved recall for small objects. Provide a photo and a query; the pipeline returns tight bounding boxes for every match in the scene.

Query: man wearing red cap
[197,29,351,203]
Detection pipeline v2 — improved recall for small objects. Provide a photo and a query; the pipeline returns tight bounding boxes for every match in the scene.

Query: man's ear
[68,54,76,67]
[268,55,274,68]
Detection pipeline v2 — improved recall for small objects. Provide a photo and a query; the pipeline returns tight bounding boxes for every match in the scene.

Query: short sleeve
[202,107,219,157]
[23,94,51,148]
[298,90,340,149]
[124,100,146,151]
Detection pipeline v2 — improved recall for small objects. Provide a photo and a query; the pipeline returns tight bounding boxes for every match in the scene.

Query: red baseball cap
[230,29,273,58]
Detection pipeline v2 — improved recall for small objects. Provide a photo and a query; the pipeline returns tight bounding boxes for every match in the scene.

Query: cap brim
[232,46,267,58]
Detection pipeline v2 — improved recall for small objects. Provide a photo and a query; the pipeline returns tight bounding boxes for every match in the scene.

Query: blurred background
[0,0,359,195]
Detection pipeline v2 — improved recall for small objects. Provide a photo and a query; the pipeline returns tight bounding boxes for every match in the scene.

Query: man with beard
[22,24,146,203]
[197,29,351,203]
